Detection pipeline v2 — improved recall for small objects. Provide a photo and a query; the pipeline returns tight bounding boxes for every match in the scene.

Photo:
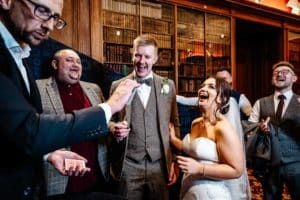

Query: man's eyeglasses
[22,0,66,30]
[272,69,294,76]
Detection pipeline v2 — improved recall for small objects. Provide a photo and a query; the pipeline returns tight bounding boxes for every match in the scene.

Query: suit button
[24,186,31,196]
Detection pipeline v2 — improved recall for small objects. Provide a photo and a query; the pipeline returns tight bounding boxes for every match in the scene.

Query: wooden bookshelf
[141,0,175,79]
[101,0,231,89]
[288,31,300,94]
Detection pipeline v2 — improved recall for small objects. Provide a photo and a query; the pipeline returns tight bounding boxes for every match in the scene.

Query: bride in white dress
[170,77,244,200]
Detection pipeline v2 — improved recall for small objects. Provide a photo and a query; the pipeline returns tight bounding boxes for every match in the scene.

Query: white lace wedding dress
[180,134,231,200]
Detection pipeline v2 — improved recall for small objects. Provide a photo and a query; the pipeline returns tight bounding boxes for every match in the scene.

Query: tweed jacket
[108,72,181,180]
[0,35,108,199]
[36,77,109,196]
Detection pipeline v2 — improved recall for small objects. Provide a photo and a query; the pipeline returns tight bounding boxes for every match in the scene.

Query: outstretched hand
[47,150,91,177]
[107,79,140,115]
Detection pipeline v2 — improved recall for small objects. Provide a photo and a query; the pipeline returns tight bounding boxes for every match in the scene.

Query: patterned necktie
[276,94,285,119]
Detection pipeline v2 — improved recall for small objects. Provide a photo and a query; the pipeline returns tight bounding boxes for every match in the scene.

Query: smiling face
[52,49,82,85]
[132,35,158,78]
[216,69,232,85]
[198,77,218,110]
[198,77,231,115]
[272,66,297,93]
[2,0,64,46]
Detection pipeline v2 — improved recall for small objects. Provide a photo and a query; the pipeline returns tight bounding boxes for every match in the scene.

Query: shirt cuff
[43,153,50,162]
[99,103,112,124]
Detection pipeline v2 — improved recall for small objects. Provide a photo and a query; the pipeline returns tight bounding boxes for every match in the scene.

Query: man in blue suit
[0,0,138,199]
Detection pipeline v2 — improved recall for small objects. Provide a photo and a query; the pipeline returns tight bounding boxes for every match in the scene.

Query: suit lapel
[80,82,100,106]
[283,94,297,119]
[46,77,64,113]
[154,75,165,139]
[23,59,43,113]
[124,73,135,125]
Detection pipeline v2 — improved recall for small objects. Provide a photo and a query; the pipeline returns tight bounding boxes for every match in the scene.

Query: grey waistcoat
[259,94,300,164]
[126,85,163,163]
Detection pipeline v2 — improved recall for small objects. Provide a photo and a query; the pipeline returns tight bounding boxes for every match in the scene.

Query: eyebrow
[36,1,61,16]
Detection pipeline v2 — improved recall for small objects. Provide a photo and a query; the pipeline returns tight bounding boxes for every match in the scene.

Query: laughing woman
[169,77,244,200]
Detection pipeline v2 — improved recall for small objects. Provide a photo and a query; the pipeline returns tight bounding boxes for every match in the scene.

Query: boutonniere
[161,78,170,95]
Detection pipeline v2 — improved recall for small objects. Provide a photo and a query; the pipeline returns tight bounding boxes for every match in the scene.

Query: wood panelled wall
[51,0,102,61]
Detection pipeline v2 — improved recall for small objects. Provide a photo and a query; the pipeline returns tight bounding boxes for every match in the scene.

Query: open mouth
[198,93,209,100]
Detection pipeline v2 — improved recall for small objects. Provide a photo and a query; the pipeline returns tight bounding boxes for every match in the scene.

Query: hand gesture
[107,79,139,114]
[47,150,91,177]
[260,116,270,133]
[110,121,130,141]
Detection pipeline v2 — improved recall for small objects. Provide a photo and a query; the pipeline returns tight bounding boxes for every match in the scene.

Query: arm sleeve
[176,95,198,106]
[239,94,252,117]
[248,100,260,123]
[0,73,108,158]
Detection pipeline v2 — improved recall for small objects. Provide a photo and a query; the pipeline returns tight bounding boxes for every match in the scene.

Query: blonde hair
[133,34,158,55]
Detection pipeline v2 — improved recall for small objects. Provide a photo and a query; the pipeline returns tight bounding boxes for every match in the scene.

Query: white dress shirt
[248,90,293,123]
[135,72,153,108]
[0,21,31,93]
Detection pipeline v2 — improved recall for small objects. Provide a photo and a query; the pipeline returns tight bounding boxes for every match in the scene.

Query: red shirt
[57,81,101,193]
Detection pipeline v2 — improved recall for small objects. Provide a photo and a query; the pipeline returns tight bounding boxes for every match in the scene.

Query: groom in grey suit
[37,49,110,199]
[109,35,181,200]
[248,61,300,200]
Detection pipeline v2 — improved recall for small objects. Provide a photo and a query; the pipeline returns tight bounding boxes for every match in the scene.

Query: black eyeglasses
[22,0,66,30]
[273,69,294,76]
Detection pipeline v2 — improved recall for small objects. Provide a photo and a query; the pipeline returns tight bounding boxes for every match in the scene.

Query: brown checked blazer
[108,72,181,181]
[36,77,109,196]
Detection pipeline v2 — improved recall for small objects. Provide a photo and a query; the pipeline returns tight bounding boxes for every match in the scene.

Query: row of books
[206,14,230,34]
[179,64,205,77]
[102,0,137,15]
[142,18,172,35]
[158,50,172,66]
[154,69,174,80]
[152,34,172,49]
[178,8,204,26]
[141,1,162,19]
[103,26,137,45]
[103,11,137,30]
[104,44,132,63]
[105,63,133,75]
[179,79,203,93]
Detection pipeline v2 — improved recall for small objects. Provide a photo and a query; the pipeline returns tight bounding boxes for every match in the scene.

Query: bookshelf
[177,7,205,96]
[141,1,175,80]
[101,0,231,93]
[102,0,139,75]
[205,13,231,77]
[288,31,300,94]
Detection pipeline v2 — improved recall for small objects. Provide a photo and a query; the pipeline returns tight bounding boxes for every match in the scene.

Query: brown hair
[215,77,231,114]
[272,61,295,72]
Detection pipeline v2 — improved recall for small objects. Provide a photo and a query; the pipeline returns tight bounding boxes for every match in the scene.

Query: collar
[133,71,153,80]
[57,80,81,91]
[0,21,31,59]
[274,90,293,101]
